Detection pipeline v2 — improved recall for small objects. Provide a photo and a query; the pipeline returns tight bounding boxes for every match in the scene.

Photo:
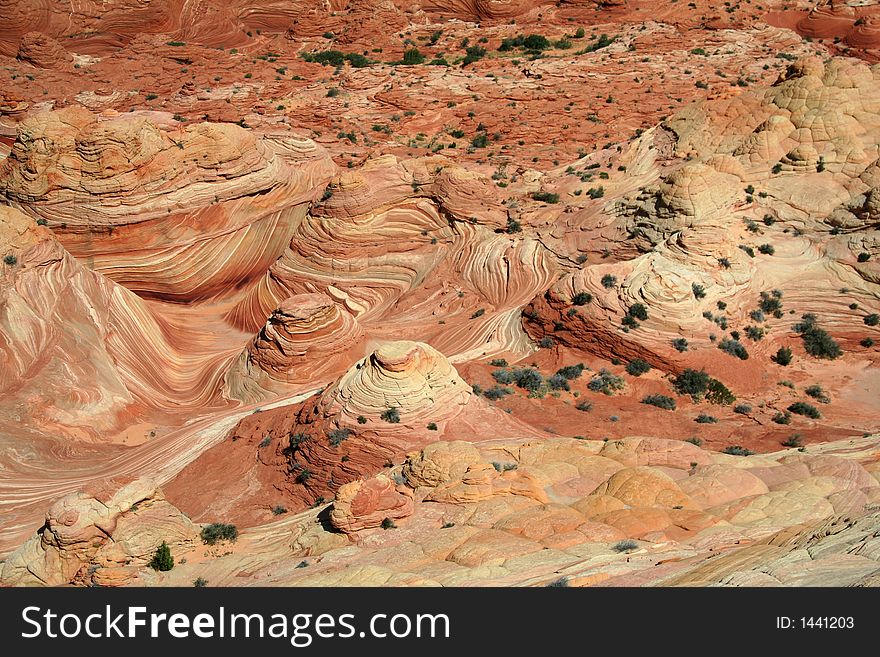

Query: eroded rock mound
[0,107,335,302]
[1,478,197,587]
[224,293,364,402]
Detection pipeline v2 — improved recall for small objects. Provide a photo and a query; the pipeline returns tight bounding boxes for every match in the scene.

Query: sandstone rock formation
[0,107,335,302]
[1,478,197,587]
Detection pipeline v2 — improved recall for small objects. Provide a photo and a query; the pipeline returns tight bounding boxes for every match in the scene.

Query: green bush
[718,338,749,360]
[380,407,401,423]
[773,346,792,365]
[149,542,174,571]
[327,428,352,447]
[628,303,648,321]
[483,386,512,400]
[601,274,617,288]
[794,314,841,359]
[613,539,638,553]
[200,523,238,545]
[625,359,651,376]
[733,403,752,415]
[695,413,717,424]
[672,338,689,352]
[672,369,710,398]
[531,191,559,203]
[556,364,585,380]
[865,313,879,327]
[788,401,821,419]
[572,292,592,306]
[402,48,425,65]
[641,394,676,410]
[772,411,791,425]
[706,378,736,405]
[722,445,754,456]
[588,369,624,395]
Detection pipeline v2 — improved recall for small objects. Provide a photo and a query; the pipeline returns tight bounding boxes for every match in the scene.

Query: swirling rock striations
[224,292,364,403]
[0,107,335,302]
[0,204,238,440]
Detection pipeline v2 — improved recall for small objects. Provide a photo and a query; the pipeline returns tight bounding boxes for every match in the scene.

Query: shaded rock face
[0,478,197,587]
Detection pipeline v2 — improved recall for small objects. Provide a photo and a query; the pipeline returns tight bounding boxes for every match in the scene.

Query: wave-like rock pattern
[0,107,335,302]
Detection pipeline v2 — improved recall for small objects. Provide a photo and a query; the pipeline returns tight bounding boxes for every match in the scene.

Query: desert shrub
[193,577,208,587]
[327,428,352,447]
[601,274,617,288]
[794,314,841,359]
[781,434,804,448]
[628,303,648,321]
[489,358,508,367]
[572,292,593,306]
[641,394,676,410]
[685,437,703,446]
[788,401,821,419]
[492,368,515,384]
[695,413,717,424]
[733,403,752,415]
[556,364,585,380]
[201,523,238,545]
[613,539,639,553]
[692,283,706,299]
[865,313,879,327]
[149,542,174,571]
[3,254,17,266]
[706,378,736,405]
[538,336,555,349]
[625,359,651,376]
[402,48,425,65]
[758,243,775,255]
[745,325,765,341]
[547,374,570,391]
[258,436,272,448]
[672,338,689,352]
[357,415,367,424]
[427,422,438,430]
[857,252,871,262]
[772,411,792,425]
[588,369,624,395]
[773,346,792,365]
[532,190,559,203]
[470,308,485,319]
[381,518,397,530]
[672,369,710,398]
[759,290,783,314]
[575,400,593,412]
[512,367,544,391]
[805,385,829,403]
[380,407,401,423]
[718,338,749,360]
[722,445,754,456]
[546,577,570,587]
[483,386,513,400]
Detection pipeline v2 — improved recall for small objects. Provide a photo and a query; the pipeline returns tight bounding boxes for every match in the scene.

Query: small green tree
[149,541,174,571]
